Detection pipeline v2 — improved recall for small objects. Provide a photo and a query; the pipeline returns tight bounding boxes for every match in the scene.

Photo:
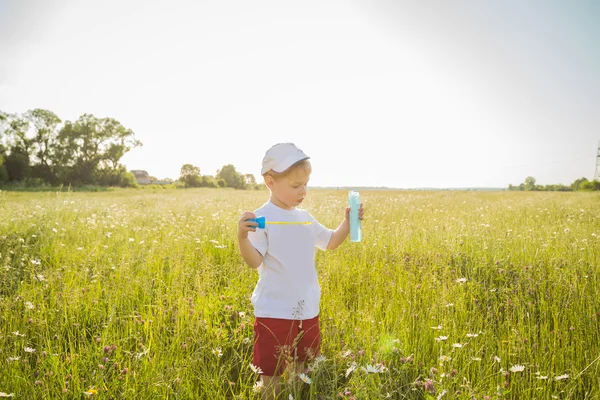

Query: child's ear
[264,175,275,190]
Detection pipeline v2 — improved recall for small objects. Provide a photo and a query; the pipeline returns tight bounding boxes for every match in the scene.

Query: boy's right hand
[238,211,258,240]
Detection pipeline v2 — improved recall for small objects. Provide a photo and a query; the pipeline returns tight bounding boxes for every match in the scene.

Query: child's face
[267,168,310,210]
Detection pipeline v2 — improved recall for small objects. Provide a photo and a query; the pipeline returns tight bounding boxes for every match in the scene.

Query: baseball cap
[261,143,310,175]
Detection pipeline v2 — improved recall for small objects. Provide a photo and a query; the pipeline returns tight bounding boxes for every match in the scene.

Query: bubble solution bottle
[348,190,362,242]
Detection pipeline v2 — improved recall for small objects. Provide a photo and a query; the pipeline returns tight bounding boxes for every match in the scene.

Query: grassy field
[0,188,599,399]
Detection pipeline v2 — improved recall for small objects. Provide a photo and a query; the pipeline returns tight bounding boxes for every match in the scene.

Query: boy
[237,143,364,398]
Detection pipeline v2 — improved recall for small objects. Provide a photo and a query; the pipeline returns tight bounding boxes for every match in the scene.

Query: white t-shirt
[248,200,333,320]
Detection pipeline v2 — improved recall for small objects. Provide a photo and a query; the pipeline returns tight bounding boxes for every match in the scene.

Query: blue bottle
[348,190,362,242]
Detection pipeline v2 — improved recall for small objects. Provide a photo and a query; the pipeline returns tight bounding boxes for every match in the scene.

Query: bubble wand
[247,216,312,229]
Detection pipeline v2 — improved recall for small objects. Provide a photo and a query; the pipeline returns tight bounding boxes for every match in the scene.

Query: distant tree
[524,176,536,191]
[25,109,62,183]
[55,114,141,185]
[581,180,600,191]
[216,178,226,188]
[5,114,34,157]
[0,144,7,183]
[180,164,202,187]
[571,177,588,191]
[217,164,246,189]
[4,146,31,181]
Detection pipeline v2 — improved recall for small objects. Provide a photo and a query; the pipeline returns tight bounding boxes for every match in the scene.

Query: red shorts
[252,316,321,376]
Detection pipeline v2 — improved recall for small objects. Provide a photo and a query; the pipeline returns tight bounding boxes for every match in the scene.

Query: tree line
[178,163,262,190]
[0,108,262,190]
[0,109,141,187]
[508,176,600,191]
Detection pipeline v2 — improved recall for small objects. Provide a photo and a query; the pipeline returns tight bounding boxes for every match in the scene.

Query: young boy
[237,143,364,398]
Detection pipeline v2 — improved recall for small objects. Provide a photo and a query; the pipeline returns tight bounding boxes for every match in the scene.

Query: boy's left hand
[345,203,365,221]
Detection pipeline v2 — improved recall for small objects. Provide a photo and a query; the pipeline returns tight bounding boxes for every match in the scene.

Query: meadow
[0,188,599,399]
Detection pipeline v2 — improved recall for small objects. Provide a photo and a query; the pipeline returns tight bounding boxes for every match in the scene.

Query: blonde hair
[264,159,312,180]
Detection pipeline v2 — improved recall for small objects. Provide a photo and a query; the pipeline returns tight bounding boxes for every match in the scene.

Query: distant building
[131,170,152,185]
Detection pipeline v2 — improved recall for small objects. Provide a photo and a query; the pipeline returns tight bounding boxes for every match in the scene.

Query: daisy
[249,363,263,374]
[345,362,357,378]
[510,365,525,373]
[361,364,381,374]
[554,374,569,381]
[252,381,264,392]
[298,373,311,384]
[24,347,36,353]
[0,393,15,398]
[456,278,467,283]
[466,333,479,338]
[452,343,463,348]
[435,336,448,342]
[212,347,222,357]
[314,355,327,363]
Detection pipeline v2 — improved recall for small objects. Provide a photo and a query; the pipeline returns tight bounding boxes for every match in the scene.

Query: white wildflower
[554,374,569,381]
[252,381,264,393]
[249,363,263,374]
[456,278,467,283]
[361,364,382,374]
[24,347,36,353]
[211,347,222,357]
[298,373,311,384]
[435,336,448,342]
[510,364,525,373]
[345,362,357,377]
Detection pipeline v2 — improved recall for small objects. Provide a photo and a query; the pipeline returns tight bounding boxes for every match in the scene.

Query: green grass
[1,189,599,399]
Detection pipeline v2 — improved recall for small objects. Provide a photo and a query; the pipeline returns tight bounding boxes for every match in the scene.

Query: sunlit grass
[1,188,599,399]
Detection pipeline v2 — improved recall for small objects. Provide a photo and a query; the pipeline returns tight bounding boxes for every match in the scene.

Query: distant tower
[595,141,600,181]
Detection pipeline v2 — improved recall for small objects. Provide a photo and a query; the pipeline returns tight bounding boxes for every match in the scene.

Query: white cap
[261,143,310,175]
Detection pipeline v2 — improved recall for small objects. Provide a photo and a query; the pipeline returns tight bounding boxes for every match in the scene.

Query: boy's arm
[237,211,264,269]
[238,237,264,269]
[327,218,350,250]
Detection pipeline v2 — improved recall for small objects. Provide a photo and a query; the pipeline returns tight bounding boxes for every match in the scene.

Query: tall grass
[0,189,598,399]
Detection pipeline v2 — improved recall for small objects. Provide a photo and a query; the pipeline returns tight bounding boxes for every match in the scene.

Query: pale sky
[1,0,598,188]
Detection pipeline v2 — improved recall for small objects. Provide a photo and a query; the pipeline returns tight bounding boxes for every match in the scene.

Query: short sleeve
[248,226,268,257]
[309,213,333,251]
